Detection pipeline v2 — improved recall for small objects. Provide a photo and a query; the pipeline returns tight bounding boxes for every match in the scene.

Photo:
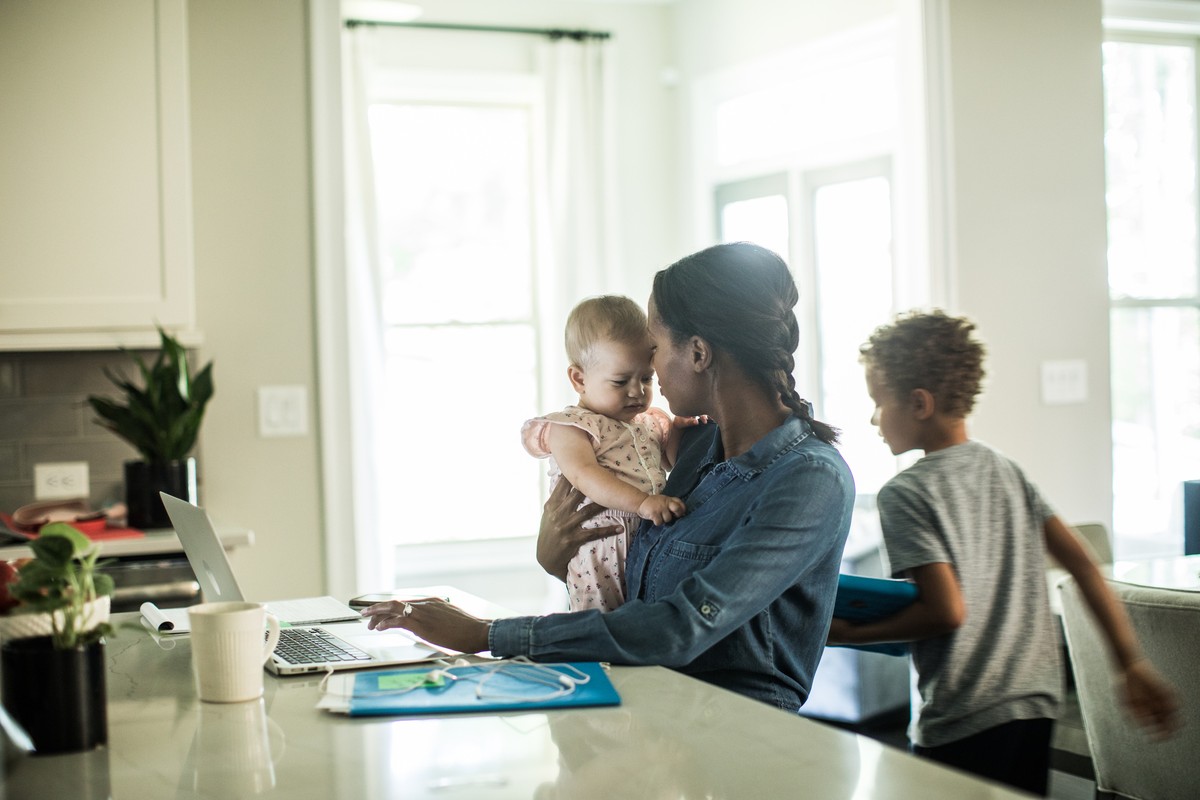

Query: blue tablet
[831,573,919,656]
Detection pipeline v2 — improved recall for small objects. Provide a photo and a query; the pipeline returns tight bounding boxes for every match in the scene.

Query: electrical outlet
[34,461,90,500]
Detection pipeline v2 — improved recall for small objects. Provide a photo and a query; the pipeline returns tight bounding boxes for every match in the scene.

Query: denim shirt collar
[700,415,813,481]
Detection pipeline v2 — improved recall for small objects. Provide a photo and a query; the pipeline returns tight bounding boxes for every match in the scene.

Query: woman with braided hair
[362,242,855,712]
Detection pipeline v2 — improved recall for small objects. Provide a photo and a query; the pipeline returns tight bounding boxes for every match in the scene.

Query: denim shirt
[489,415,855,712]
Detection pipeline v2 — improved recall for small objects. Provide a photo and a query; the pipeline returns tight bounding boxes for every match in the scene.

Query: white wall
[938,0,1113,527]
[189,1,325,601]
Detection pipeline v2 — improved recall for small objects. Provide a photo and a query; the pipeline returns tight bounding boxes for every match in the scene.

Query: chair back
[1072,523,1113,564]
[1058,577,1199,800]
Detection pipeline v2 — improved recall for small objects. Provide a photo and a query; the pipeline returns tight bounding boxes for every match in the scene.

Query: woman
[363,242,855,712]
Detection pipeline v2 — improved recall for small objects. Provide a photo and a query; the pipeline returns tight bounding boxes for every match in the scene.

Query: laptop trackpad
[322,622,442,661]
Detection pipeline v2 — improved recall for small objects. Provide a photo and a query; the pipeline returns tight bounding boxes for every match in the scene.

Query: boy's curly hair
[859,310,986,417]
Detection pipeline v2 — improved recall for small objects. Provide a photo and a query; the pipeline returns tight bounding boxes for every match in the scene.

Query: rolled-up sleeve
[488,452,853,670]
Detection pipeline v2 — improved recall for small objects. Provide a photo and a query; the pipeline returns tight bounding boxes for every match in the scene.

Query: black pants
[913,717,1053,797]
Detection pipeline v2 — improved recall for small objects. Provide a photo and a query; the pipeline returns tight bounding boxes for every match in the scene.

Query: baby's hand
[671,414,710,429]
[637,494,687,525]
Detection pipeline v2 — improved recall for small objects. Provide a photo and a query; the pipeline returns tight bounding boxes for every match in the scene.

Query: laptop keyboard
[272,627,373,665]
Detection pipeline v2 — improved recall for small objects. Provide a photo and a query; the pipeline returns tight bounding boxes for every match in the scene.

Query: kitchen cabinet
[0,0,195,350]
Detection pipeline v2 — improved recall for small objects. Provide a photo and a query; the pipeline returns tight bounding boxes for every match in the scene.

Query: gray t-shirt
[878,440,1063,747]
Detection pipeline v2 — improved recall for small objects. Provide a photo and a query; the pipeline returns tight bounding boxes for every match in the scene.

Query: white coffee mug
[188,601,281,703]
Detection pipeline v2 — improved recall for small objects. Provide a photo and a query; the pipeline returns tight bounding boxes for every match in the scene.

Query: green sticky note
[377,672,443,691]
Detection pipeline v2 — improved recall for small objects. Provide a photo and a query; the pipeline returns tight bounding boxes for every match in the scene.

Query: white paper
[140,602,191,635]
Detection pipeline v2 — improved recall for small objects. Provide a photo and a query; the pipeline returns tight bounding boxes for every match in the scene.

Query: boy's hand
[637,494,687,525]
[826,617,856,645]
[1120,659,1182,740]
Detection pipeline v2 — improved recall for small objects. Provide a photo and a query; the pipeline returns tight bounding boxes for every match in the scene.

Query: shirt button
[700,604,712,614]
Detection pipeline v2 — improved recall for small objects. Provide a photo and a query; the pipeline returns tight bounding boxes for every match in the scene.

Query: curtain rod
[343,19,611,41]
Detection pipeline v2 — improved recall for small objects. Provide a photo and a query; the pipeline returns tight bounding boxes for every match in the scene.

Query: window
[366,82,545,548]
[700,19,912,561]
[1102,35,1200,557]
[715,162,898,504]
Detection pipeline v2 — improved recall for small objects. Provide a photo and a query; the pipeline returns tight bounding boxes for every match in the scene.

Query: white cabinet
[0,0,194,350]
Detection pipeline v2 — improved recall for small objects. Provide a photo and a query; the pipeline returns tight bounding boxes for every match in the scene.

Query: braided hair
[651,242,840,444]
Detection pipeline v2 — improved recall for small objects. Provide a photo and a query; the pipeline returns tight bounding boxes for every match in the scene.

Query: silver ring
[402,602,414,616]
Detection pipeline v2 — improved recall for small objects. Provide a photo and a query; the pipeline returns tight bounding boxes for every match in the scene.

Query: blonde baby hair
[564,295,649,369]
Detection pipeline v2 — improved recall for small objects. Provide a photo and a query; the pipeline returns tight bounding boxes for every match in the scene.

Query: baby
[522,295,691,611]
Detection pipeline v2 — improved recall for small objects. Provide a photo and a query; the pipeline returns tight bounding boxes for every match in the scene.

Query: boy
[828,310,1178,796]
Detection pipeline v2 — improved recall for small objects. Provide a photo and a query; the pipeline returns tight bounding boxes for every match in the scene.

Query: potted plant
[87,327,214,529]
[0,524,115,754]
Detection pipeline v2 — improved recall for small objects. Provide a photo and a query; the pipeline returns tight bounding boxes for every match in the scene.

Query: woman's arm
[491,454,854,666]
[827,562,965,645]
[548,424,684,524]
[1045,515,1180,737]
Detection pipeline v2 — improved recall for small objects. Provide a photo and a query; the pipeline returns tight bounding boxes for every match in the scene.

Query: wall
[188,1,325,600]
[672,0,1114,528]
[0,351,149,513]
[939,0,1113,527]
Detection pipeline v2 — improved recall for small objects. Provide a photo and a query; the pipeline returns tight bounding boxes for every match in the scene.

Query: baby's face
[576,338,656,422]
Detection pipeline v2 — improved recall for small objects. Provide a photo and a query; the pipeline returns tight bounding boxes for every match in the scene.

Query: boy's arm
[547,424,685,524]
[1045,515,1180,738]
[827,562,966,645]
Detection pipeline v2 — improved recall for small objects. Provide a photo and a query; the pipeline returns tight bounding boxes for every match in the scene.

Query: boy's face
[571,337,655,422]
[865,367,921,455]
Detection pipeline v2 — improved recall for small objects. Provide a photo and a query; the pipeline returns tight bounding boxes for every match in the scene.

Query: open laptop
[160,492,445,676]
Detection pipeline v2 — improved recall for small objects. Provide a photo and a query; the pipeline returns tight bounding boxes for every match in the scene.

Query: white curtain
[538,36,620,306]
[339,27,393,591]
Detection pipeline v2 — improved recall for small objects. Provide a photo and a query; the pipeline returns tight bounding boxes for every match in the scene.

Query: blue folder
[831,573,919,656]
[347,661,621,717]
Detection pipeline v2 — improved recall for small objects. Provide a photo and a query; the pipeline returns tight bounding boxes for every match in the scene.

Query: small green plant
[9,524,115,649]
[87,327,214,463]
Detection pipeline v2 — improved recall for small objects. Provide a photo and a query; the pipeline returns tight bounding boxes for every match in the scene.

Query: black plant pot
[125,458,198,529]
[0,636,107,755]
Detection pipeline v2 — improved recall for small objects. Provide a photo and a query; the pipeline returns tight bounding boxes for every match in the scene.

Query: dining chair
[1071,523,1113,565]
[1058,576,1199,800]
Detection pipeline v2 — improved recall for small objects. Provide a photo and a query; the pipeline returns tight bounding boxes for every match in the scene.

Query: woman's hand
[361,598,491,654]
[537,479,621,581]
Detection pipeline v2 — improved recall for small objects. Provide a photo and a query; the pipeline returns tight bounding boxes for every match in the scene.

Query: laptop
[160,493,445,676]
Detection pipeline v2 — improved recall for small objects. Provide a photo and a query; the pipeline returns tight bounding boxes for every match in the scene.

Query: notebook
[333,661,621,717]
[831,573,919,656]
[160,492,445,676]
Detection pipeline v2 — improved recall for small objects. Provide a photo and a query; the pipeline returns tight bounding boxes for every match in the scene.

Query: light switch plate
[258,385,309,437]
[1041,359,1088,405]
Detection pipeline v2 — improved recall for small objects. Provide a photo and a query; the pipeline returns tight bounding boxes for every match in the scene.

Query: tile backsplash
[0,349,189,515]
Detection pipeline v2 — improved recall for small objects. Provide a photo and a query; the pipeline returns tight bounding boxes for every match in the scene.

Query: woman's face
[647,295,700,417]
